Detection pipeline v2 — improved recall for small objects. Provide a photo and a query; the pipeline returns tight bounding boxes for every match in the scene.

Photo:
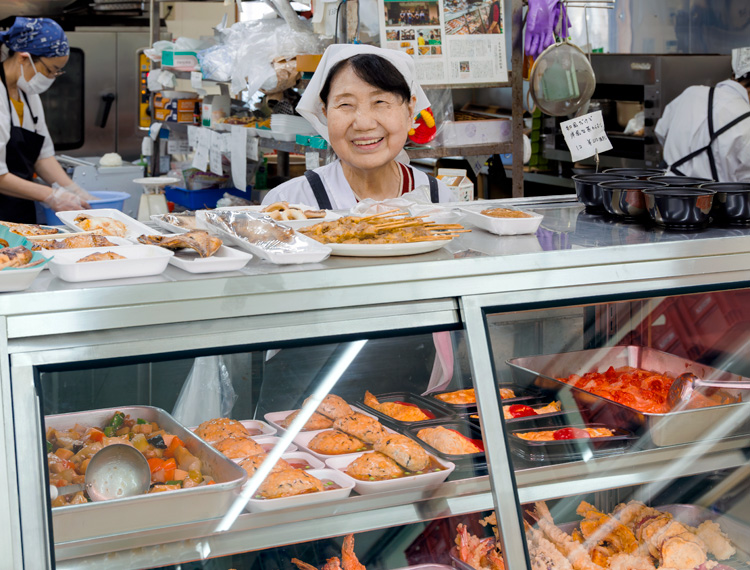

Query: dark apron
[303,167,439,209]
[0,64,46,223]
[670,85,750,181]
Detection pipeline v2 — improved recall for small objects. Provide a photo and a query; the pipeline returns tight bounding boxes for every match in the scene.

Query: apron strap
[427,174,439,203]
[705,87,719,182]
[0,65,39,129]
[303,170,333,210]
[20,90,38,126]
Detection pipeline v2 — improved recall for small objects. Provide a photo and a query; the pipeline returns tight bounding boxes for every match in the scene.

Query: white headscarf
[296,43,431,142]
[732,47,750,79]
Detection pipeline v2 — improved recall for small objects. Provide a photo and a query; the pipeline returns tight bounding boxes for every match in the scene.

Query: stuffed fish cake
[364,391,429,422]
[373,433,429,471]
[333,412,385,444]
[302,394,353,420]
[308,429,367,455]
[345,451,404,480]
[195,418,250,445]
[238,452,292,478]
[257,468,324,499]
[416,426,481,455]
[279,409,333,431]
[213,435,265,459]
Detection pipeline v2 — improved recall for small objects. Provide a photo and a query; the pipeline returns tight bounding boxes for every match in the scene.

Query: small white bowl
[460,206,543,235]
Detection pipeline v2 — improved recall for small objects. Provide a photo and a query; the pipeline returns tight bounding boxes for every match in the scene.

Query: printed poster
[379,0,508,85]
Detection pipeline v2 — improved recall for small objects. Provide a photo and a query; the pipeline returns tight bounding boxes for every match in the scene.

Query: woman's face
[22,54,69,81]
[323,65,415,172]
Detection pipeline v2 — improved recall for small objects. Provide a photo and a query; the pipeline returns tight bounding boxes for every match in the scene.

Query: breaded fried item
[31,234,116,250]
[416,426,482,455]
[257,468,324,499]
[137,230,222,258]
[333,412,385,444]
[213,435,265,459]
[74,214,128,237]
[279,409,333,431]
[344,451,404,480]
[435,387,516,405]
[364,391,429,422]
[0,220,58,236]
[308,429,367,455]
[373,433,429,471]
[238,452,292,477]
[0,245,33,269]
[302,394,352,420]
[76,251,125,262]
[195,418,250,445]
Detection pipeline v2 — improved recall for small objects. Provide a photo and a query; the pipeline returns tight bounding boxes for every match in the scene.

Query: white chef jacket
[261,159,454,209]
[0,79,55,176]
[655,79,750,182]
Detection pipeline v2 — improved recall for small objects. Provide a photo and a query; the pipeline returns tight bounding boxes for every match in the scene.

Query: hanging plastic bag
[172,356,237,426]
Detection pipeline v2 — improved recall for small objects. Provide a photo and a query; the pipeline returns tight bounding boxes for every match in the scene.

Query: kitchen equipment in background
[135,177,180,221]
[528,41,596,117]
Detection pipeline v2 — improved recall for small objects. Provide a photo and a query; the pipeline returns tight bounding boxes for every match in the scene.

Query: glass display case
[3,200,750,570]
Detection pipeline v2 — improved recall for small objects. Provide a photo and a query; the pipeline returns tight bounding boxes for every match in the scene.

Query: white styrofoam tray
[56,208,154,240]
[0,263,46,292]
[243,468,354,513]
[169,245,252,273]
[459,206,543,236]
[42,245,173,282]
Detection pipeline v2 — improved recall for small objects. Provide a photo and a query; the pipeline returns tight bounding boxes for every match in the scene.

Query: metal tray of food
[46,406,247,544]
[430,384,542,412]
[506,346,750,447]
[357,391,457,426]
[403,418,486,471]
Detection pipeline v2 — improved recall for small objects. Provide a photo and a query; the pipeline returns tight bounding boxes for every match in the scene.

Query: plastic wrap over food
[197,210,331,264]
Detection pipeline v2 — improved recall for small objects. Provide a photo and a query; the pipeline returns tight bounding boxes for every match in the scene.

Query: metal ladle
[666,372,750,410]
[50,444,151,502]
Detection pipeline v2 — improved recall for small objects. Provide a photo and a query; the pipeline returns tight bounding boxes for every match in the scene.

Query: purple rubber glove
[551,0,571,39]
[525,0,556,59]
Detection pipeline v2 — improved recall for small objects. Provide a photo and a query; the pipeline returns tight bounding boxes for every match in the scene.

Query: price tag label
[190,71,203,90]
[209,130,224,175]
[560,110,612,162]
[191,128,211,171]
[246,136,259,161]
[187,125,199,149]
[230,125,248,191]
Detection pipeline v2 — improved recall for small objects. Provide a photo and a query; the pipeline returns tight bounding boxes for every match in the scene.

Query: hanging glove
[42,186,90,212]
[52,181,98,201]
[525,0,555,60]
[551,0,571,40]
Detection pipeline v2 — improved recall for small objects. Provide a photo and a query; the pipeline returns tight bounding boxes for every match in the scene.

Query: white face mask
[17,57,55,95]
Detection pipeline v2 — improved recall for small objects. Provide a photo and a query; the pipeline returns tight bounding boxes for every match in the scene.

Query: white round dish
[242,468,354,513]
[133,177,181,188]
[460,206,543,236]
[326,239,452,257]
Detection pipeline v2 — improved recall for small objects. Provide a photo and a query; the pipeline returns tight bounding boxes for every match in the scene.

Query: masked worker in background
[0,17,95,223]
[655,47,750,182]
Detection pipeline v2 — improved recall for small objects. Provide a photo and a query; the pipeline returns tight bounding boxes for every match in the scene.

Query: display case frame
[5,200,750,569]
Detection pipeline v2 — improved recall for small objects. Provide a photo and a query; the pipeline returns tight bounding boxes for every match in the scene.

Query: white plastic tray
[238,419,277,437]
[29,235,132,247]
[282,451,325,471]
[169,245,252,273]
[150,213,200,235]
[254,435,297,454]
[460,206,543,236]
[264,409,334,435]
[243,468,354,513]
[325,451,455,495]
[57,209,154,240]
[42,245,173,282]
[0,263,46,292]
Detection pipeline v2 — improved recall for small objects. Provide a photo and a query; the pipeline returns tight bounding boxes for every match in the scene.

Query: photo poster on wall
[379,0,508,85]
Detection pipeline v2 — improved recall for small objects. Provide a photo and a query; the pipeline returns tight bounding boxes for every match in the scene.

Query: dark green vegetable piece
[136,418,147,425]
[108,412,125,429]
[103,426,115,437]
[148,434,167,449]
[46,440,52,453]
[164,480,182,486]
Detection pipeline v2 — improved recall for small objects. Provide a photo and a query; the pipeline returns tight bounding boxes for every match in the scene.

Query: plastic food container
[599,180,668,221]
[43,245,173,282]
[42,191,130,226]
[358,392,457,426]
[243,468,354,513]
[571,174,635,213]
[430,384,542,413]
[168,245,252,274]
[459,206,544,236]
[642,187,716,229]
[56,208,154,240]
[701,182,750,226]
[508,423,636,461]
[404,419,486,471]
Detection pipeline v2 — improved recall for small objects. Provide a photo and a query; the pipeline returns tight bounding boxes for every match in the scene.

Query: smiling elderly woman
[261,44,452,209]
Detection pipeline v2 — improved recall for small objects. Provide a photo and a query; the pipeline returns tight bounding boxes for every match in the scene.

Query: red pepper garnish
[508,404,537,418]
[552,427,591,440]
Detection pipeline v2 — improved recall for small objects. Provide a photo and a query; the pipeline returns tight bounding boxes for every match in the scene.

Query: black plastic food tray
[358,391,456,426]
[508,422,636,462]
[462,401,570,428]
[403,418,486,471]
[430,384,541,412]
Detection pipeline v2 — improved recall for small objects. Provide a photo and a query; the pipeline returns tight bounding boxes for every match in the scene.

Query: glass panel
[39,48,84,150]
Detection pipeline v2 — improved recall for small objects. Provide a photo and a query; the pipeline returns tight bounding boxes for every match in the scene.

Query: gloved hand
[525,0,557,60]
[43,186,90,212]
[52,181,97,201]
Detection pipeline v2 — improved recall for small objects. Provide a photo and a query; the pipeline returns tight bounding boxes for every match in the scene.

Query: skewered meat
[73,214,128,237]
[308,429,367,455]
[137,231,222,258]
[213,435,265,459]
[416,426,482,455]
[344,451,404,480]
[31,234,117,250]
[257,468,324,499]
[364,391,429,422]
[0,220,58,236]
[195,418,250,445]
[302,394,353,420]
[238,452,291,477]
[373,433,429,471]
[76,251,126,263]
[0,245,33,269]
[279,410,333,431]
[333,412,386,444]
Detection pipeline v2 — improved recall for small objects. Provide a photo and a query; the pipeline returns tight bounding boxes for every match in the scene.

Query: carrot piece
[164,436,185,459]
[147,457,165,474]
[54,448,74,461]
[87,428,104,443]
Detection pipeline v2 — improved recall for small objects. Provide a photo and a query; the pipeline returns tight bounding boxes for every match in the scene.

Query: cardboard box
[202,95,230,128]
[438,118,511,147]
[154,108,198,124]
[437,168,474,201]
[154,94,200,112]
[161,50,200,71]
[296,54,322,72]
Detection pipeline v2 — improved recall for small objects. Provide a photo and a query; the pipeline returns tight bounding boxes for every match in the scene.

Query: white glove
[53,181,97,201]
[43,186,90,212]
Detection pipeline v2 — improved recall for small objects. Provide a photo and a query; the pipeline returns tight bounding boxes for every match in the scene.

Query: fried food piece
[481,208,532,218]
[373,433,429,471]
[694,520,736,559]
[0,238,8,248]
[435,387,516,405]
[257,468,324,499]
[308,429,367,455]
[514,427,614,441]
[76,251,126,263]
[195,418,250,445]
[279,409,333,431]
[456,523,503,570]
[213,435,265,459]
[159,212,198,230]
[32,234,116,250]
[73,214,128,237]
[416,426,482,455]
[363,391,429,422]
[344,451,404,481]
[0,220,58,236]
[0,245,33,269]
[302,394,353,420]
[333,412,386,444]
[503,401,561,420]
[137,230,222,258]
[342,534,366,570]
[237,452,291,477]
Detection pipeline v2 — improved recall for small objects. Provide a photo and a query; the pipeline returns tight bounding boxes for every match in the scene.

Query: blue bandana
[0,17,69,58]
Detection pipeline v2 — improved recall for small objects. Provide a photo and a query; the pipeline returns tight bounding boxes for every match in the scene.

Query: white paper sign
[231,126,248,191]
[246,136,259,161]
[187,126,199,149]
[191,128,211,171]
[141,136,153,157]
[190,71,203,90]
[305,151,320,170]
[149,122,162,141]
[468,155,491,177]
[560,110,612,162]
[210,130,224,175]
